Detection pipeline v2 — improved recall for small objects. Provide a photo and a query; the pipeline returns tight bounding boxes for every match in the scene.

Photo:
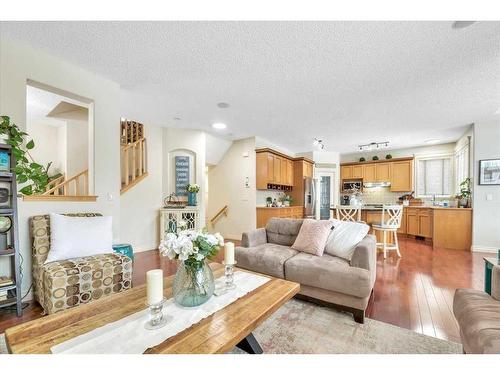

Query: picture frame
[479,159,500,185]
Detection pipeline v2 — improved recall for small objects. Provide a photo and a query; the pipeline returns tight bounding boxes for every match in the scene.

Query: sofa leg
[353,309,365,324]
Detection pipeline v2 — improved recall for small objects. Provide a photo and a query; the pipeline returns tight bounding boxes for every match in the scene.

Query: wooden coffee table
[5,264,299,354]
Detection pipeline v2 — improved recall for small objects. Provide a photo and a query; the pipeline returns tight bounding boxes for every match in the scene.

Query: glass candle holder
[224,261,237,291]
[144,299,167,330]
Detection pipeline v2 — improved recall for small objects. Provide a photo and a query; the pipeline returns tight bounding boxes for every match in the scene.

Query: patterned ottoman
[31,214,133,315]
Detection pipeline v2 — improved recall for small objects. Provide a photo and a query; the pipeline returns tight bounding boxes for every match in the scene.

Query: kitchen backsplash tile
[361,187,408,204]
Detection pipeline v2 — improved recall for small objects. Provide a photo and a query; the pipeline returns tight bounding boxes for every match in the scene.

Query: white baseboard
[471,245,499,253]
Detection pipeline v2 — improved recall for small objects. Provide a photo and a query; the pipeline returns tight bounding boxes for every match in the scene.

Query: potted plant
[359,157,366,162]
[159,230,224,307]
[283,194,293,207]
[186,183,200,206]
[0,115,57,195]
[455,178,472,208]
[372,156,379,161]
[385,154,393,159]
[266,196,273,207]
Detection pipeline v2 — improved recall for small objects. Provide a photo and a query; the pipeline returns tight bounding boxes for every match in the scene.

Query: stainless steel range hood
[363,181,391,188]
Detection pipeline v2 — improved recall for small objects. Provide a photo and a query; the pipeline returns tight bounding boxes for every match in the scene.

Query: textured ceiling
[3,21,500,153]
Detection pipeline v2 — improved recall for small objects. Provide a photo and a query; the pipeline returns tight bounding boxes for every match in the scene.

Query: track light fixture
[313,137,325,150]
[357,141,389,152]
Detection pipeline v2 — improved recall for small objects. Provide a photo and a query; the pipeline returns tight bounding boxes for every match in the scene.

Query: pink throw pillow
[291,219,333,256]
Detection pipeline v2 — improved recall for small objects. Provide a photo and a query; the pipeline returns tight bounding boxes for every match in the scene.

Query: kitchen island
[332,205,473,251]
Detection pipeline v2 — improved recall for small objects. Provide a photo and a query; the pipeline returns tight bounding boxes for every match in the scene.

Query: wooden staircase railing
[210,205,228,226]
[43,170,89,196]
[121,137,148,194]
[44,174,65,194]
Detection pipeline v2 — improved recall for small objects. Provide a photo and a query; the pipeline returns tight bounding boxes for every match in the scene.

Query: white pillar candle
[224,242,235,265]
[146,269,164,305]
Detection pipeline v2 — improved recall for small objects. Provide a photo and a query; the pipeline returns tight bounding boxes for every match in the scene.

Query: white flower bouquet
[186,183,200,193]
[159,230,224,306]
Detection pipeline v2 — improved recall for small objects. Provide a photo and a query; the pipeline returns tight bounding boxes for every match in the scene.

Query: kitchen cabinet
[256,206,304,228]
[362,164,376,182]
[375,163,391,182]
[341,165,353,180]
[352,165,363,179]
[397,209,407,234]
[289,158,315,207]
[256,149,295,189]
[390,160,413,192]
[406,208,432,238]
[433,208,472,251]
[304,161,314,178]
[286,159,294,186]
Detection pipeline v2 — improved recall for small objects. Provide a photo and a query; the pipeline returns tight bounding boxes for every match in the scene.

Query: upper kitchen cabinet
[340,157,414,191]
[341,165,353,180]
[362,164,376,182]
[375,163,391,182]
[256,148,297,189]
[390,159,413,192]
[352,165,363,178]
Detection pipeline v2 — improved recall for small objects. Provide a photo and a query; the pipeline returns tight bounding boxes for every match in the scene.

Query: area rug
[0,299,462,354]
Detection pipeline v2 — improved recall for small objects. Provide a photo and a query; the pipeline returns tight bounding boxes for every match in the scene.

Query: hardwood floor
[0,237,489,345]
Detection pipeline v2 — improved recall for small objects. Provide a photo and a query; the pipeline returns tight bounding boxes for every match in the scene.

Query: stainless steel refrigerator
[303,177,316,218]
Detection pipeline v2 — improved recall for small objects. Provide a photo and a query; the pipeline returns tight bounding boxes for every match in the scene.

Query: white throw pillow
[324,219,370,261]
[45,213,114,264]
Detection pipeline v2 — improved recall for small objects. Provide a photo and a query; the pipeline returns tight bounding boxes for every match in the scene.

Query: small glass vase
[173,260,214,307]
[187,192,197,206]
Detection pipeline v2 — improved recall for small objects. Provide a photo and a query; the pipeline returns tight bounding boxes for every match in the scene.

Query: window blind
[416,157,453,196]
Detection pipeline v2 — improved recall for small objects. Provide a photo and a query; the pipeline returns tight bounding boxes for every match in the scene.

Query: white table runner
[51,271,270,354]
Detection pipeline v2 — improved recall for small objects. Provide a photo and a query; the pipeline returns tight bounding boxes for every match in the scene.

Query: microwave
[342,180,362,192]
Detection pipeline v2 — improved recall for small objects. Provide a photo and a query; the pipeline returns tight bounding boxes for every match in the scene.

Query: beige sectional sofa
[235,218,377,323]
[453,264,500,354]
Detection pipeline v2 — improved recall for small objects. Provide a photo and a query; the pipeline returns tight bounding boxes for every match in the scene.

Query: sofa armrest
[492,265,500,301]
[350,234,377,272]
[241,228,267,247]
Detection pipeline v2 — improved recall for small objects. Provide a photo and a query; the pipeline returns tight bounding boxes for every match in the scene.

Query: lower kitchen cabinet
[256,206,304,228]
[406,208,433,238]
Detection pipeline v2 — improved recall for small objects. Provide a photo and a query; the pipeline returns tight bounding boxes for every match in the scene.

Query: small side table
[484,257,499,295]
[113,243,134,261]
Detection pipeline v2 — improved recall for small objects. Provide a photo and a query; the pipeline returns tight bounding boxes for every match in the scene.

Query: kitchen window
[416,155,453,197]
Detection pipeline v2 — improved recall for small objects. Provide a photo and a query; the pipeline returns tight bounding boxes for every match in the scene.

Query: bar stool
[372,205,404,259]
[335,205,362,222]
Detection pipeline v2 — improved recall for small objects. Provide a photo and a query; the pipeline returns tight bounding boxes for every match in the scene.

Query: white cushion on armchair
[45,213,114,264]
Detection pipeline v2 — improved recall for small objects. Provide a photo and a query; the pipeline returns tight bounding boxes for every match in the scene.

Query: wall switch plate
[486,194,493,201]
[107,193,114,201]
[242,151,249,158]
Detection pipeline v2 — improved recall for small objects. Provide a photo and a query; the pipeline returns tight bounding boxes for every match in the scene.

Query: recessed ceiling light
[212,122,227,130]
[217,102,230,108]
[452,21,476,29]
[425,139,441,145]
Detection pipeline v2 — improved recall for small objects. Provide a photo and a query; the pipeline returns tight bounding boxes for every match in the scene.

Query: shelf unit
[0,143,22,316]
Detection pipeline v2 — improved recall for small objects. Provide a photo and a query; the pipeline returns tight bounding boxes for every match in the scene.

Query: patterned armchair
[31,213,133,314]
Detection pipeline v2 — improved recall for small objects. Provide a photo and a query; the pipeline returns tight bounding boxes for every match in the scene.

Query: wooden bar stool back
[372,205,404,259]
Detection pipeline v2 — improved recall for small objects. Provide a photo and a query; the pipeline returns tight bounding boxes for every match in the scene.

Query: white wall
[205,133,232,166]
[163,128,207,229]
[472,120,500,252]
[0,37,121,297]
[207,137,257,240]
[26,122,65,174]
[120,123,163,252]
[65,118,89,177]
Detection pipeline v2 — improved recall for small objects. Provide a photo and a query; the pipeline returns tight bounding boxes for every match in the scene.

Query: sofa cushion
[265,218,303,246]
[453,288,500,353]
[325,219,370,261]
[285,252,372,298]
[235,243,299,279]
[291,219,332,256]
